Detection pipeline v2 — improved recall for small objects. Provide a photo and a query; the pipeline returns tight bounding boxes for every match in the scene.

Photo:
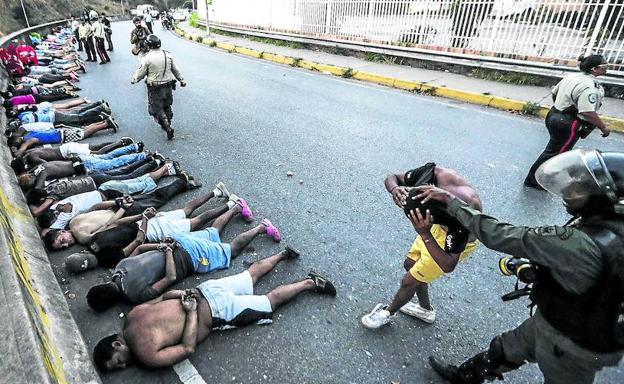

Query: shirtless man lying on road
[93,255,336,370]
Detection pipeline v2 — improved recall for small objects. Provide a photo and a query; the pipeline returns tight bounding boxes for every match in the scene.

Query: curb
[175,27,624,133]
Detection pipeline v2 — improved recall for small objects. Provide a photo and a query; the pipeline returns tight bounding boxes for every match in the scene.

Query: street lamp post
[20,0,30,27]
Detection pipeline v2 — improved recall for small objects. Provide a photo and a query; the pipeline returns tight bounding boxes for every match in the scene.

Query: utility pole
[205,0,211,35]
[20,0,30,27]
[120,0,125,15]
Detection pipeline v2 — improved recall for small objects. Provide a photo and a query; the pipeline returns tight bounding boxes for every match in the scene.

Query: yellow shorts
[406,224,477,283]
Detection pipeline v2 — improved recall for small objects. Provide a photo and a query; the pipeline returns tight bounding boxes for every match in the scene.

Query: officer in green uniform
[414,149,624,384]
[524,55,611,189]
[131,35,186,140]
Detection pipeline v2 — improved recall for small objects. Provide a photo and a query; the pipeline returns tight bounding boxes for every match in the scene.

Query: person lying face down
[85,204,283,312]
[93,255,336,371]
[41,172,201,248]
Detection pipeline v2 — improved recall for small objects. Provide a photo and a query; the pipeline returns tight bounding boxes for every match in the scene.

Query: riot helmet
[535,149,624,214]
[146,34,161,49]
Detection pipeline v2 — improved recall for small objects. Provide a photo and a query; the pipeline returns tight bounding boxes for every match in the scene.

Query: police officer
[414,149,624,384]
[130,16,150,56]
[524,55,611,189]
[131,34,186,140]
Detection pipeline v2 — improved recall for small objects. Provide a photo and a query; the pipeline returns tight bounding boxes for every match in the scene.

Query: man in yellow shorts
[362,162,482,328]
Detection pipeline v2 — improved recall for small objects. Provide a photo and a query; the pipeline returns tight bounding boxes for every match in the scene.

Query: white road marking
[173,359,206,384]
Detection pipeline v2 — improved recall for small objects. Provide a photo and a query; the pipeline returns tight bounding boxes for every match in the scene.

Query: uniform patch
[588,93,597,104]
[534,226,573,240]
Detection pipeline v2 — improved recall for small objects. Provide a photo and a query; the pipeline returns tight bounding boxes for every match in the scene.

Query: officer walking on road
[416,149,624,384]
[524,55,611,189]
[131,34,186,140]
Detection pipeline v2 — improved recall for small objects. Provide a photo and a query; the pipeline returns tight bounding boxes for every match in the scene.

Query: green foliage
[521,102,541,116]
[189,11,199,28]
[341,68,355,78]
[470,68,543,86]
[364,52,399,65]
[249,36,306,49]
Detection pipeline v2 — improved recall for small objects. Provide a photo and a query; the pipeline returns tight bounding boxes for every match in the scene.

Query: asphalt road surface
[48,20,624,384]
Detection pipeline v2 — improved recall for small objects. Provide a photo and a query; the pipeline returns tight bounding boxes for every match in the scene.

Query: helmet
[146,34,161,49]
[133,16,142,23]
[535,149,624,213]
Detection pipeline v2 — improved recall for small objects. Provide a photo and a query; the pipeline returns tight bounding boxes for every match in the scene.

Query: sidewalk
[176,22,624,131]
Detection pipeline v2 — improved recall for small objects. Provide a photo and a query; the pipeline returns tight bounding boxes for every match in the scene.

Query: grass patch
[342,68,355,78]
[364,52,402,65]
[521,102,541,116]
[470,68,543,86]
[249,36,307,49]
[290,58,302,67]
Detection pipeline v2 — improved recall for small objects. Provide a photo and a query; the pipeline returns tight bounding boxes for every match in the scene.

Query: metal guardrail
[203,0,624,75]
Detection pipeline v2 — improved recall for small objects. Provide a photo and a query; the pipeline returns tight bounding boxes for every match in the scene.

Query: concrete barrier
[0,23,102,384]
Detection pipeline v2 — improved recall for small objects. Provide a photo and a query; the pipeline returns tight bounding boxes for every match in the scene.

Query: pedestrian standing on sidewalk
[91,17,111,64]
[70,16,83,51]
[524,55,611,189]
[101,13,113,51]
[144,12,154,34]
[79,20,96,62]
[131,35,186,140]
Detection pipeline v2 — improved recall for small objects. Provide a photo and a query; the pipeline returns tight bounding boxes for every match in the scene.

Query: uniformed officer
[415,149,624,384]
[524,55,611,189]
[130,16,150,56]
[131,34,186,140]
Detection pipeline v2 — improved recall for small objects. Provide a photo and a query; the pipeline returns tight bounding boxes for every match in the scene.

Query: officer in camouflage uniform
[415,149,624,384]
[131,35,186,140]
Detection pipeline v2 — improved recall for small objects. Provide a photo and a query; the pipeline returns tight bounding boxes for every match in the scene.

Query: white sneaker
[214,182,230,199]
[399,302,436,323]
[361,304,394,329]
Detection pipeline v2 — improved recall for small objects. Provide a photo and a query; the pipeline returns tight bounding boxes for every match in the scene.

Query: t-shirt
[19,102,54,123]
[49,190,103,229]
[114,248,190,303]
[45,177,96,201]
[144,14,152,22]
[24,129,61,144]
[23,121,55,132]
[59,142,90,158]
[172,229,230,273]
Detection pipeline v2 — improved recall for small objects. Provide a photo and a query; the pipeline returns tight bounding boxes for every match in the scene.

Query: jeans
[103,157,153,176]
[55,106,105,125]
[81,152,146,173]
[91,160,159,186]
[99,174,157,195]
[92,143,139,159]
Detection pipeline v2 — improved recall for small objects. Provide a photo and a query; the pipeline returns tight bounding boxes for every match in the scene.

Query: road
[48,20,624,384]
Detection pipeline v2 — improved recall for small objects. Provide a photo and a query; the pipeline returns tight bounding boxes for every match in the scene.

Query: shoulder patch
[534,226,573,240]
[588,93,597,104]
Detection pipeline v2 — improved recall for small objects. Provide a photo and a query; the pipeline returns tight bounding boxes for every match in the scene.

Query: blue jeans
[91,143,139,159]
[81,152,146,173]
[98,174,157,195]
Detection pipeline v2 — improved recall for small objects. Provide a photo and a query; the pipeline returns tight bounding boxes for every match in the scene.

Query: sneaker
[399,302,436,323]
[105,116,119,132]
[136,141,144,152]
[101,101,111,115]
[215,182,230,199]
[261,218,281,242]
[152,152,166,163]
[237,198,253,222]
[180,171,202,189]
[167,128,175,140]
[307,270,336,296]
[361,304,394,329]
[164,161,179,176]
[283,245,300,260]
[120,136,134,145]
[523,179,545,191]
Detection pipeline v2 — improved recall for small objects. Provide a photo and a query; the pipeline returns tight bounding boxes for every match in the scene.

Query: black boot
[157,114,174,140]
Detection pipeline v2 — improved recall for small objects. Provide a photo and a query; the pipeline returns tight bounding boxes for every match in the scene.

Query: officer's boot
[429,337,520,384]
[156,113,174,140]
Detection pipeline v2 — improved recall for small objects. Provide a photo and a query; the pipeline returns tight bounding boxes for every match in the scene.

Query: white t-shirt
[144,14,153,23]
[49,190,103,229]
[59,142,91,158]
[23,122,55,132]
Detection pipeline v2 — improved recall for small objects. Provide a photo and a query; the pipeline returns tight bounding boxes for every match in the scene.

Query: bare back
[69,210,116,244]
[434,166,482,211]
[124,296,213,367]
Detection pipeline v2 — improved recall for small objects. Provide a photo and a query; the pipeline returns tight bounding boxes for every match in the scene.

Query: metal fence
[206,0,624,73]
